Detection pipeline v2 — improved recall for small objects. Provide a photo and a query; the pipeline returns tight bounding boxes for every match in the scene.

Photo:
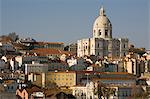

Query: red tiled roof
[31,48,72,56]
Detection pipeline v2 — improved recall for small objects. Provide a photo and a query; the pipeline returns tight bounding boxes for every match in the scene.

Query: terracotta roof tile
[31,48,72,56]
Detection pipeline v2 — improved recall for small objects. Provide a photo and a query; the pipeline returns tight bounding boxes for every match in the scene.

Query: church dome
[93,6,112,39]
[93,7,112,29]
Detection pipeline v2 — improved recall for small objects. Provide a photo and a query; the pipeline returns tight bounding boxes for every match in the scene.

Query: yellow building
[46,71,76,87]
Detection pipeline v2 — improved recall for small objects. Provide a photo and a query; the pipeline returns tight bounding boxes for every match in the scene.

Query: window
[124,44,126,48]
[117,52,119,56]
[125,91,128,96]
[98,52,99,55]
[85,46,87,49]
[90,96,92,99]
[105,30,108,36]
[124,53,126,56]
[98,43,99,48]
[99,30,101,36]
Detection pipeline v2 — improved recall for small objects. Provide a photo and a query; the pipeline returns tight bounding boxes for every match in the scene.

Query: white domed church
[77,7,128,59]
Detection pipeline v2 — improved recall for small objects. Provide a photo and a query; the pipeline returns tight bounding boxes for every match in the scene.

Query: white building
[77,7,128,59]
[15,56,48,67]
[71,82,96,99]
[67,57,86,67]
[10,57,19,71]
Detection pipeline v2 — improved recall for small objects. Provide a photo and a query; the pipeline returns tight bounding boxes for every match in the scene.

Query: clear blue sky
[0,0,149,49]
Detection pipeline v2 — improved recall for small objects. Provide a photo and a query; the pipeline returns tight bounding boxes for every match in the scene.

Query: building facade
[46,71,76,87]
[77,7,128,59]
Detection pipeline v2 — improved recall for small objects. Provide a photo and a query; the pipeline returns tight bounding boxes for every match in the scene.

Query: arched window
[105,30,108,36]
[99,30,101,36]
[85,46,88,49]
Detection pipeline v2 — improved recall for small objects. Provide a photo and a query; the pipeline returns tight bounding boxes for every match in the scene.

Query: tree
[95,82,116,99]
[45,81,58,89]
[129,47,146,57]
[8,32,19,42]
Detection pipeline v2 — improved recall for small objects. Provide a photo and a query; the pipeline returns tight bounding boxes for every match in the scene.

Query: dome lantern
[100,6,105,16]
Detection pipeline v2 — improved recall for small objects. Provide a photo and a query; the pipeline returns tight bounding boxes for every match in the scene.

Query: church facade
[77,7,128,59]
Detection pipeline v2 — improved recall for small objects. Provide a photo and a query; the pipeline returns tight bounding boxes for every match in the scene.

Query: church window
[98,43,99,48]
[99,30,101,36]
[105,30,108,36]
